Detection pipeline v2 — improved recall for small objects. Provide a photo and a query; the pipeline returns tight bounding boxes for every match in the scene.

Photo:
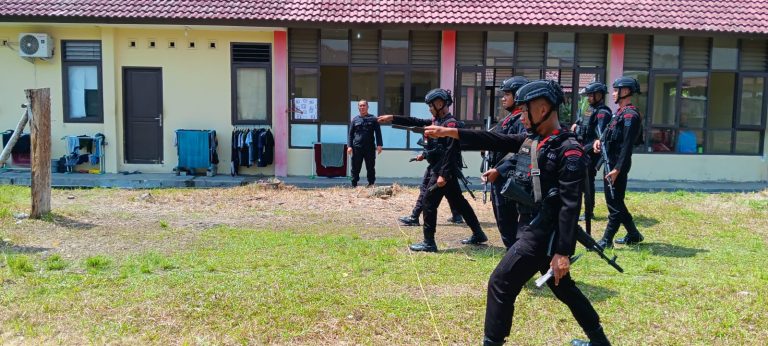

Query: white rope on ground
[395,221,445,346]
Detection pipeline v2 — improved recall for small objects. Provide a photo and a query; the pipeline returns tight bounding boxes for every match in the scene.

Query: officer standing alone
[594,77,644,248]
[425,80,612,346]
[348,99,383,187]
[571,82,612,224]
[378,88,487,252]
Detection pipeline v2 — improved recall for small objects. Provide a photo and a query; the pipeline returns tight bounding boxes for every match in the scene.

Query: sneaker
[398,215,420,226]
[409,241,438,252]
[447,215,464,224]
[614,233,644,245]
[597,238,613,249]
[461,231,488,245]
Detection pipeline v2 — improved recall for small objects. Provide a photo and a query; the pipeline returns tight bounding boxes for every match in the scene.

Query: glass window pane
[236,68,267,121]
[707,73,735,128]
[547,33,575,67]
[292,68,318,121]
[650,129,676,152]
[383,71,405,115]
[676,129,703,153]
[350,67,378,120]
[68,65,100,118]
[680,72,707,128]
[653,35,680,69]
[651,74,678,126]
[379,125,407,148]
[321,29,348,64]
[486,31,515,66]
[319,66,349,123]
[576,72,600,119]
[740,76,765,126]
[735,131,761,154]
[411,68,438,118]
[706,130,732,153]
[711,38,738,70]
[290,124,318,147]
[320,124,348,144]
[459,71,483,122]
[623,71,649,117]
[515,68,541,80]
[382,30,408,64]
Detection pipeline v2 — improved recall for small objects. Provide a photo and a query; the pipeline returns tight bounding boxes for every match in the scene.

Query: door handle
[154,114,162,127]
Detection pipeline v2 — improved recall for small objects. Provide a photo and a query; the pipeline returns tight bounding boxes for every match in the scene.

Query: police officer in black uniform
[425,80,611,346]
[594,77,644,248]
[481,76,529,248]
[571,82,612,223]
[379,88,487,252]
[399,162,466,227]
[348,99,383,187]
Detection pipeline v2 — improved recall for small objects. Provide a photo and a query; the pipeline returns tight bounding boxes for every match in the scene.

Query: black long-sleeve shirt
[392,114,461,179]
[457,128,585,257]
[604,104,642,173]
[348,114,383,149]
[574,103,612,154]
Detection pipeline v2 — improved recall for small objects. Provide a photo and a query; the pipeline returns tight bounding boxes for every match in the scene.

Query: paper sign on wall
[294,98,318,120]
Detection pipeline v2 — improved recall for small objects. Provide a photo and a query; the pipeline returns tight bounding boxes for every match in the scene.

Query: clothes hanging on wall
[230,128,275,176]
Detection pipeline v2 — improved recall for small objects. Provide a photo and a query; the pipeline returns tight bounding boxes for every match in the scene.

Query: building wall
[1,24,278,176]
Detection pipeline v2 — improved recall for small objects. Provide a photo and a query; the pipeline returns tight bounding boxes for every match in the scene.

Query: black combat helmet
[514,79,565,107]
[579,82,608,95]
[500,76,529,96]
[424,88,453,108]
[612,76,641,95]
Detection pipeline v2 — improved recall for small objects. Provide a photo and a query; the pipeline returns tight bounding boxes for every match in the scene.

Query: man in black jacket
[348,99,383,187]
[425,80,611,346]
[378,88,486,252]
[594,77,644,248]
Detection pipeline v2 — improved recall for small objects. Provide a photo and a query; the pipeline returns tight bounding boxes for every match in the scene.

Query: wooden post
[0,108,29,167]
[27,88,51,219]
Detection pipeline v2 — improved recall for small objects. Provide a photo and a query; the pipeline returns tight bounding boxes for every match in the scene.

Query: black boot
[461,230,488,245]
[409,236,437,252]
[399,215,420,226]
[448,214,464,224]
[596,238,613,249]
[482,336,505,346]
[615,232,644,245]
[571,327,611,346]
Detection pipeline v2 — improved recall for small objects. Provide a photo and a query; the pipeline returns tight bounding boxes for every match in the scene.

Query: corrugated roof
[1,0,767,35]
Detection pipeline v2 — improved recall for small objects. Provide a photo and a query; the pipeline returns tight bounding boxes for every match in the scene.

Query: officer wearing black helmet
[482,76,529,248]
[593,76,644,248]
[425,80,611,346]
[378,88,487,252]
[571,82,612,224]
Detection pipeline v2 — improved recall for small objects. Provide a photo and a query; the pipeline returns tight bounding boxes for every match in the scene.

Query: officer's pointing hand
[550,254,570,286]
[482,169,500,183]
[347,147,353,156]
[377,115,393,123]
[437,176,447,187]
[593,140,601,153]
[424,125,459,139]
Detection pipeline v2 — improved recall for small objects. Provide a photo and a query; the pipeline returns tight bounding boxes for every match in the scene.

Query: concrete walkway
[0,168,765,192]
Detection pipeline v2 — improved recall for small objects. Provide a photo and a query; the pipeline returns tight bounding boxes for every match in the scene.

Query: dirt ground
[2,184,504,260]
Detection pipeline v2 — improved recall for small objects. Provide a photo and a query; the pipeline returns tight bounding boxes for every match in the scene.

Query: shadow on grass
[633,215,660,228]
[623,242,709,258]
[525,279,619,303]
[441,244,508,258]
[0,240,52,254]
[47,213,98,230]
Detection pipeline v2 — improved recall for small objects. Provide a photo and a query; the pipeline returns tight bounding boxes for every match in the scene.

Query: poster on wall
[293,98,318,120]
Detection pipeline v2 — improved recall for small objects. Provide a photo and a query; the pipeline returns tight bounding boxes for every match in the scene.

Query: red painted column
[273,30,288,177]
[608,34,626,112]
[440,30,456,113]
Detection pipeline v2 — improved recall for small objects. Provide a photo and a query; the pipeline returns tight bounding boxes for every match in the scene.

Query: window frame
[230,42,273,126]
[61,39,104,124]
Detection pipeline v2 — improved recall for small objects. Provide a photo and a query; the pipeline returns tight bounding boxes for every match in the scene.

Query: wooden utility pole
[27,88,51,219]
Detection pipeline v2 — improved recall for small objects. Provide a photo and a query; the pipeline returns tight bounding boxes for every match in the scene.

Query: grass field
[0,185,766,345]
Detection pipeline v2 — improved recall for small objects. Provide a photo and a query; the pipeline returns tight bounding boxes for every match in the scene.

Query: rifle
[481,115,492,204]
[529,188,623,273]
[392,124,425,134]
[535,254,582,287]
[595,125,615,200]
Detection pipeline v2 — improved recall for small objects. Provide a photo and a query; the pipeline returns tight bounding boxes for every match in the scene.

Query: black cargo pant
[484,234,602,343]
[422,172,482,238]
[601,162,641,241]
[351,146,376,186]
[583,152,599,220]
[491,179,518,248]
[411,168,462,219]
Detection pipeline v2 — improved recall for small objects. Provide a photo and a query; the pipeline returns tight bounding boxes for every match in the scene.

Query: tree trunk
[27,88,51,219]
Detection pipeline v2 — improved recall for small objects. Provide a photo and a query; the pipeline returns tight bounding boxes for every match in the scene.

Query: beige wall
[1,24,277,175]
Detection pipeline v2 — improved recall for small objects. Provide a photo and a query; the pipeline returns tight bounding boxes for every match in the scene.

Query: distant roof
[2,0,767,35]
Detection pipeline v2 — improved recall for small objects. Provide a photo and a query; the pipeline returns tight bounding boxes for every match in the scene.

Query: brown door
[123,67,163,163]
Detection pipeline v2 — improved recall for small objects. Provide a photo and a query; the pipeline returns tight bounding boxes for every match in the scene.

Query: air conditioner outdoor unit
[18,33,54,58]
